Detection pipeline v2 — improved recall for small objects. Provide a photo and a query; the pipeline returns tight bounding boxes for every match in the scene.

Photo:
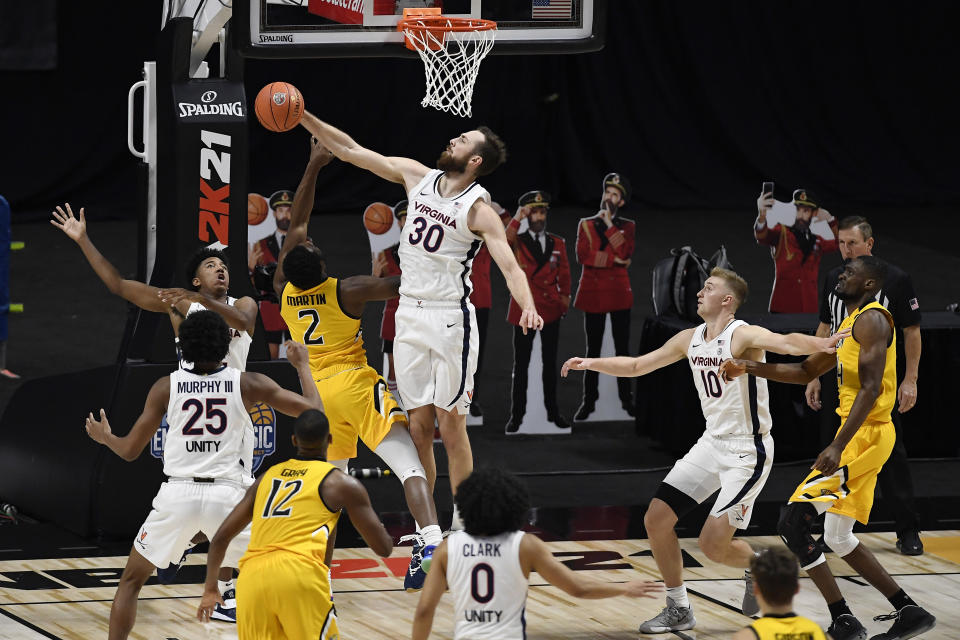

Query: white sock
[420,524,443,547]
[666,584,689,609]
[450,505,464,531]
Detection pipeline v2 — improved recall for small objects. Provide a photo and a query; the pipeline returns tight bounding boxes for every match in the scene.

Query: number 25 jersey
[400,169,490,302]
[164,366,251,481]
[280,277,367,373]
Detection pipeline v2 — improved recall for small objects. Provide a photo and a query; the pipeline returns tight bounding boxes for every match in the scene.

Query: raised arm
[523,534,662,599]
[470,201,543,333]
[337,275,401,318]
[51,204,170,313]
[299,111,429,189]
[719,351,836,385]
[562,328,694,378]
[84,377,170,461]
[197,477,261,621]
[731,323,849,357]
[157,289,258,335]
[412,541,449,640]
[240,342,322,416]
[274,138,334,297]
[322,472,393,557]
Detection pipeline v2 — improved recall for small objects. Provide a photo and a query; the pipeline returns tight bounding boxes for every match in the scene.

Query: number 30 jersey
[164,366,252,481]
[687,319,772,438]
[400,169,490,302]
[281,277,367,373]
[446,530,527,640]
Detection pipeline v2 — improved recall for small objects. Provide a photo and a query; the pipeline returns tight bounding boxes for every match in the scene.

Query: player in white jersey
[412,468,662,640]
[83,310,322,640]
[52,204,258,606]
[562,268,848,633]
[297,112,543,532]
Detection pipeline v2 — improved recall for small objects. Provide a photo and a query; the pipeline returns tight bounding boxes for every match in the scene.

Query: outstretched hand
[817,327,851,354]
[50,203,87,242]
[85,409,111,445]
[309,136,334,167]
[284,340,309,368]
[561,357,592,377]
[196,587,225,622]
[718,358,748,383]
[622,580,665,598]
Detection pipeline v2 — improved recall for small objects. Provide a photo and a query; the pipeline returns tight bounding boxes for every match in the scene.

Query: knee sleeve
[823,512,860,557]
[374,426,426,483]
[777,503,826,570]
[652,482,700,521]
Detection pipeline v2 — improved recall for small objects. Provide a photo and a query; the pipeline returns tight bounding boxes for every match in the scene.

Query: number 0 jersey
[446,530,527,640]
[400,169,490,303]
[163,366,251,481]
[239,457,340,571]
[280,277,367,373]
[836,301,897,425]
[687,320,772,438]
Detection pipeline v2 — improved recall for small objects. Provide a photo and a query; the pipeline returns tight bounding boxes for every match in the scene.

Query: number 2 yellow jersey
[281,278,367,373]
[239,457,341,572]
[835,301,897,426]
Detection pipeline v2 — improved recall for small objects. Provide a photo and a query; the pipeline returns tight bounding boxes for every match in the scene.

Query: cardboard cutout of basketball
[248,193,269,225]
[364,202,394,235]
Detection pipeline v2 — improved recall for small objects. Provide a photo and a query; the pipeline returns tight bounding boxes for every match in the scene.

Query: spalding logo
[201,91,217,103]
[272,91,287,106]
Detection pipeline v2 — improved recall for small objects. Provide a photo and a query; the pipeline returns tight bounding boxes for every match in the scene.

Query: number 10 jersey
[687,319,772,438]
[400,169,490,303]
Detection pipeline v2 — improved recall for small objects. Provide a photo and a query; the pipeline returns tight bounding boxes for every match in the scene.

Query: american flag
[532,0,573,20]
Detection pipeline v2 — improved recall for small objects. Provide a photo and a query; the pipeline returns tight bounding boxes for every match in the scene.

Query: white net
[401,20,496,118]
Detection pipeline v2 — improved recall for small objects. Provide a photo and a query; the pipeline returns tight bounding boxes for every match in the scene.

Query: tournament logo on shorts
[149,415,169,460]
[248,402,277,472]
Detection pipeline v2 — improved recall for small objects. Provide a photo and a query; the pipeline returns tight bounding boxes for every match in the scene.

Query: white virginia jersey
[163,366,251,482]
[400,169,491,302]
[446,530,527,640]
[687,320,772,438]
[178,298,254,479]
[177,297,252,371]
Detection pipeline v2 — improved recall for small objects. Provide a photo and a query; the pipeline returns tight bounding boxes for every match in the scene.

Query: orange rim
[396,17,497,33]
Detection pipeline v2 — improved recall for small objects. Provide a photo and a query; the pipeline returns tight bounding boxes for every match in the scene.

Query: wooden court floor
[1,532,957,639]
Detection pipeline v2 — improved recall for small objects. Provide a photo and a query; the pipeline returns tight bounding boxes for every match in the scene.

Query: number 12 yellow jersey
[239,457,340,572]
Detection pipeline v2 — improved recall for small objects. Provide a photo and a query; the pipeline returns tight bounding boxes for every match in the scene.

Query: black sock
[828,599,853,620]
[888,589,917,611]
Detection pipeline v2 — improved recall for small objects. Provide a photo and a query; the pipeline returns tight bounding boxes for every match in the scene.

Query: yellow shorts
[315,363,405,461]
[237,552,338,640]
[788,421,895,524]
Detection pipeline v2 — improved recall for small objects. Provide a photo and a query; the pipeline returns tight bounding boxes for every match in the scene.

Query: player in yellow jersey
[198,409,393,639]
[270,138,443,592]
[733,547,826,640]
[721,257,935,640]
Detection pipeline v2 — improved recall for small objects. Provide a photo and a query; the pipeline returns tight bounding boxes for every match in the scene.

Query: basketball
[247,193,268,225]
[364,202,394,235]
[254,82,304,132]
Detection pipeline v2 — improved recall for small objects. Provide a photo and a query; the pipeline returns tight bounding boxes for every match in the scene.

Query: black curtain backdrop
[1,2,958,216]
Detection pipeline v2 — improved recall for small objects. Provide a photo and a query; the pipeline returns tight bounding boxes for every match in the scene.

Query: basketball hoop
[397,9,497,118]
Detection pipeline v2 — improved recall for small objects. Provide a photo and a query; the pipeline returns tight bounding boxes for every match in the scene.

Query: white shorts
[394,297,479,415]
[134,480,251,568]
[663,432,774,529]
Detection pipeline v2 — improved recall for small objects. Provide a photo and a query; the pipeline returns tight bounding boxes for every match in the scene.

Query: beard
[437,150,469,173]
[528,218,546,233]
[276,218,291,231]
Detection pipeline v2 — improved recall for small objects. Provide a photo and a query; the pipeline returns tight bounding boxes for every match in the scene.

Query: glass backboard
[233,0,605,58]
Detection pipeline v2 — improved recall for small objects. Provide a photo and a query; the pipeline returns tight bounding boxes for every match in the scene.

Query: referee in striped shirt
[804,216,924,555]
